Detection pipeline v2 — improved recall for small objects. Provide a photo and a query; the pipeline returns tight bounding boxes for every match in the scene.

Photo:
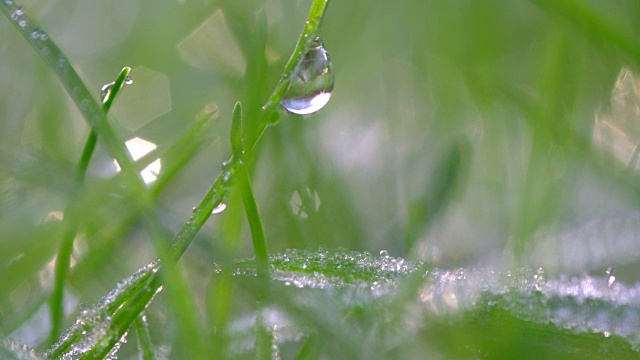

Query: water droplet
[10,8,22,20]
[5,0,14,6]
[212,202,227,214]
[222,171,232,185]
[280,37,334,115]
[100,82,115,103]
[606,267,616,287]
[100,75,133,104]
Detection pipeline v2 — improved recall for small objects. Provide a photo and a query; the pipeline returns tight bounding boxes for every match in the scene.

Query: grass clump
[2,0,640,359]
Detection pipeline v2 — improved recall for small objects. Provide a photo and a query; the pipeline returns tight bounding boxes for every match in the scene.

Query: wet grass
[2,0,640,358]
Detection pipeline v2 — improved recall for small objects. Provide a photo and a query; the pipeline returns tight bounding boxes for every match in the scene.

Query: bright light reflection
[114,137,161,184]
[281,92,332,115]
[593,67,640,171]
[289,188,321,219]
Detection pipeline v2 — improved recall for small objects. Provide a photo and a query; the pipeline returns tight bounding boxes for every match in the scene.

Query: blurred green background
[2,0,640,358]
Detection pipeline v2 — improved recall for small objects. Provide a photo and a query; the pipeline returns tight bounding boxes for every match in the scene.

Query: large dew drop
[280,37,334,115]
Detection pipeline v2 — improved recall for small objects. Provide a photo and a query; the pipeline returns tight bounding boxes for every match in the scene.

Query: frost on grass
[419,267,640,350]
[232,247,424,293]
[0,337,45,360]
[230,248,640,351]
[46,260,160,359]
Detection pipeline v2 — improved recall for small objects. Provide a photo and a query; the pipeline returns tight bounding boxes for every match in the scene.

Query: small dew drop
[100,75,132,103]
[212,202,227,214]
[280,37,334,115]
[222,172,231,185]
[10,8,22,20]
[606,267,616,287]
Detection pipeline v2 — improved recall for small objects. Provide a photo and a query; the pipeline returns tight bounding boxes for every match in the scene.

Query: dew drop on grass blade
[280,37,334,115]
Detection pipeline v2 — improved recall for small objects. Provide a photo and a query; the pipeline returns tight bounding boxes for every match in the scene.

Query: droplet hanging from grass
[212,202,227,214]
[280,37,334,115]
[100,74,132,103]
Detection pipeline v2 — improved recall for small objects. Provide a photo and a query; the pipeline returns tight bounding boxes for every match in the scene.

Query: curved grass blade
[0,3,145,190]
[49,66,131,346]
[38,0,334,355]
[1,5,212,357]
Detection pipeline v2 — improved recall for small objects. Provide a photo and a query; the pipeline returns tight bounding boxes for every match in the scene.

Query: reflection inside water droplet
[280,37,334,115]
[289,188,321,219]
[100,71,133,103]
[212,202,227,214]
[100,82,114,103]
[606,267,616,287]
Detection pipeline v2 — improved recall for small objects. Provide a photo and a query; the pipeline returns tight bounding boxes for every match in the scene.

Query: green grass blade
[231,101,244,153]
[238,164,269,286]
[134,314,155,360]
[48,66,131,346]
[146,104,219,198]
[0,3,145,190]
[295,333,318,360]
[31,0,334,355]
[531,0,640,61]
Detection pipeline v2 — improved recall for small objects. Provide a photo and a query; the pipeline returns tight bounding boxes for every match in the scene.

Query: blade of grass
[49,66,131,346]
[295,333,319,360]
[41,0,334,355]
[263,0,332,110]
[0,3,146,191]
[531,0,640,62]
[234,100,272,358]
[238,163,270,289]
[134,314,155,360]
[1,5,214,356]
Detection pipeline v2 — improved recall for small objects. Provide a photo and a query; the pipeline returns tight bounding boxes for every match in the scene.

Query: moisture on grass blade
[280,37,334,115]
[264,0,332,111]
[419,267,640,352]
[49,66,132,346]
[0,2,147,190]
[46,260,160,359]
[0,337,45,360]
[231,247,424,292]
